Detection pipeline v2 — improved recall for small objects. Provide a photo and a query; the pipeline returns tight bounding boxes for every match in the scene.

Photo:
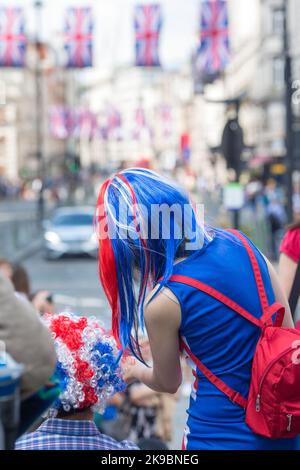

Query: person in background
[278,221,300,326]
[1,261,55,316]
[0,263,57,437]
[15,313,138,450]
[0,272,56,400]
[94,392,124,437]
[125,338,162,444]
[12,263,55,315]
[29,291,55,317]
[0,259,13,280]
[11,264,31,298]
[264,179,287,260]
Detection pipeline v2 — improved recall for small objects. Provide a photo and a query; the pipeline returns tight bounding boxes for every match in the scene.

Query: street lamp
[282,0,294,223]
[34,0,45,222]
[206,95,245,229]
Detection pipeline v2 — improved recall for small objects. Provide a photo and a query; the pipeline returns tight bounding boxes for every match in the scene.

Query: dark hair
[11,264,31,297]
[288,220,300,231]
[56,406,91,419]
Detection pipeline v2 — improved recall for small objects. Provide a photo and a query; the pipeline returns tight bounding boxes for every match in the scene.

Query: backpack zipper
[287,414,293,432]
[255,346,293,412]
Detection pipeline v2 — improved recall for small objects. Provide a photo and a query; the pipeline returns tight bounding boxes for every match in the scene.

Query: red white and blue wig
[45,312,125,416]
[96,168,212,360]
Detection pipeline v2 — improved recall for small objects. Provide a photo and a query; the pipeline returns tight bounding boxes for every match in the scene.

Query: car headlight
[90,232,98,244]
[44,231,61,244]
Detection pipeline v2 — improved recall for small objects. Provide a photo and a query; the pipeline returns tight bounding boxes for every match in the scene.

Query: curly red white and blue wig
[45,313,126,416]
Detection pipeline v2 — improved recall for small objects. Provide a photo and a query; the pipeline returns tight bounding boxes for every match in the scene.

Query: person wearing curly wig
[15,313,138,450]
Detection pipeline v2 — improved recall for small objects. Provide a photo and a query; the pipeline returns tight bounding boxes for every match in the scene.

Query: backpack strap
[227,229,285,327]
[180,338,248,409]
[227,229,269,313]
[260,302,285,327]
[169,274,263,328]
[168,231,286,410]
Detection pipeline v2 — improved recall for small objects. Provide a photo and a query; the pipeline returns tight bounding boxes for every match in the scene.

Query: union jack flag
[0,7,26,67]
[64,7,93,68]
[197,0,230,76]
[49,106,70,140]
[134,4,162,67]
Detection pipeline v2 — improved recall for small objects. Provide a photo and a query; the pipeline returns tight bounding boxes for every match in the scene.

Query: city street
[24,251,110,325]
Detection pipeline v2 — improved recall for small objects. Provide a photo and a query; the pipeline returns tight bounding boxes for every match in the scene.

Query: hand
[32,291,55,315]
[122,356,147,385]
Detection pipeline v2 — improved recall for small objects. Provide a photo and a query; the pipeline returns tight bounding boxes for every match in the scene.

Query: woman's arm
[264,256,295,328]
[124,289,182,394]
[278,252,298,300]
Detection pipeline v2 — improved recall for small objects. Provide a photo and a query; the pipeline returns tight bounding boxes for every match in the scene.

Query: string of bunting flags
[0,2,230,74]
[0,2,230,142]
[49,104,174,143]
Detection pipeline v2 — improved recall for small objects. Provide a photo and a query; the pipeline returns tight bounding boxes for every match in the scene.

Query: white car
[43,207,98,259]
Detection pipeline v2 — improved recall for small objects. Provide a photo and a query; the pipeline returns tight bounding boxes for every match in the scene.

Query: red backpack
[171,229,300,439]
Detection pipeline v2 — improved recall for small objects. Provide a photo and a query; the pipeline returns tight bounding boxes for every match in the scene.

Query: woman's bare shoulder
[144,285,181,329]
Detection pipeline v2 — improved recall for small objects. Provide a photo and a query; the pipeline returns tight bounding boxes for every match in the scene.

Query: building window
[272,7,284,35]
[273,57,284,88]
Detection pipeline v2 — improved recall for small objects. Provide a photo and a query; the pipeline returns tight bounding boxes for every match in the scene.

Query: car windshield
[52,213,94,227]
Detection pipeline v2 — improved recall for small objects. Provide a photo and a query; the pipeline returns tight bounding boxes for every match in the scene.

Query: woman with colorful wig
[96,168,298,450]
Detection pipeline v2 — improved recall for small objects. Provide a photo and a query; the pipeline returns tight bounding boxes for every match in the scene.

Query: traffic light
[65,154,81,174]
[221,118,244,175]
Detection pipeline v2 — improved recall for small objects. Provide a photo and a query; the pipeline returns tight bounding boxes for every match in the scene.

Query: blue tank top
[166,229,300,450]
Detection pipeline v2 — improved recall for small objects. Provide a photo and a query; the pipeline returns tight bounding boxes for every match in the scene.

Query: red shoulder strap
[167,230,286,409]
[226,229,269,313]
[169,274,263,328]
[227,229,285,326]
[181,339,248,409]
[260,302,285,327]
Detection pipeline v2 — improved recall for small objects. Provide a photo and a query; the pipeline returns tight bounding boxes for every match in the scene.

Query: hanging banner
[196,0,230,82]
[180,133,191,163]
[132,107,153,141]
[49,106,123,141]
[0,7,26,67]
[159,104,173,138]
[64,7,93,68]
[49,106,73,140]
[134,4,162,67]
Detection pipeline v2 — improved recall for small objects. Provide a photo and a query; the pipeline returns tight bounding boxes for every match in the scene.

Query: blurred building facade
[0,43,67,182]
[220,0,300,178]
[1,0,299,188]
